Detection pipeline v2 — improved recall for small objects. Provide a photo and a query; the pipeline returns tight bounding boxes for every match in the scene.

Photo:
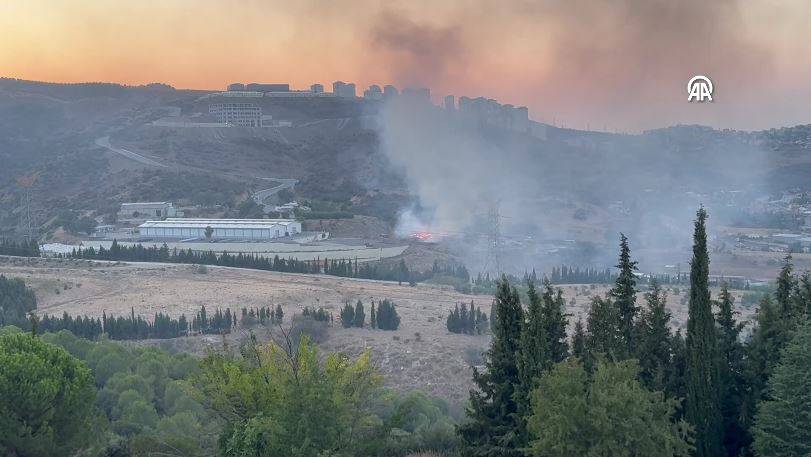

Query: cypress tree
[516,282,549,444]
[611,233,638,358]
[459,278,524,456]
[353,300,365,328]
[370,301,377,329]
[685,207,723,457]
[715,283,748,456]
[775,254,796,317]
[340,302,354,328]
[571,317,586,360]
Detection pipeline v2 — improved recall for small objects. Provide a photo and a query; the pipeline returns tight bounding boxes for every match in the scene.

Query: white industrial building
[138,218,301,240]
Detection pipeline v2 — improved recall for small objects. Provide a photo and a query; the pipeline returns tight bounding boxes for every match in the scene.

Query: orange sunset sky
[1,0,809,131]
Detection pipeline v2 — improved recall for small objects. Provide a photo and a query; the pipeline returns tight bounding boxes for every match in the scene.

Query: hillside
[3,78,811,274]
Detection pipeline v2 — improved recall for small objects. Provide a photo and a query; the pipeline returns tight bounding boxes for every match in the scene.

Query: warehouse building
[138,218,301,240]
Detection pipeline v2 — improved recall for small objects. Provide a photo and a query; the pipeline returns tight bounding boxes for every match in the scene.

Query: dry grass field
[0,255,759,403]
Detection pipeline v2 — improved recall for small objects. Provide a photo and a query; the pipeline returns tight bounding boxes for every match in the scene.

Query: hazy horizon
[2,0,810,132]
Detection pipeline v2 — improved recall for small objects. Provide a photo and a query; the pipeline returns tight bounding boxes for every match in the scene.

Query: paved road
[253,178,299,205]
[95,136,168,168]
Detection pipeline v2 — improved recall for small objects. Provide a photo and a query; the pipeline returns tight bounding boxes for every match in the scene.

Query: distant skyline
[1,0,809,132]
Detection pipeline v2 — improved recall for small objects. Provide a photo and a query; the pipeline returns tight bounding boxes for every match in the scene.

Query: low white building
[138,218,301,240]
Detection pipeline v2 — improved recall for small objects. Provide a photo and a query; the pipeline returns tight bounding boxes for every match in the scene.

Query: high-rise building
[245,83,289,92]
[333,81,356,98]
[444,95,455,111]
[383,85,399,98]
[364,85,383,100]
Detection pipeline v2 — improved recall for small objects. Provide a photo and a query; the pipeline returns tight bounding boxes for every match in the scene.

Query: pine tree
[459,278,524,456]
[715,282,748,456]
[775,253,797,317]
[585,296,621,363]
[636,279,673,393]
[685,207,723,457]
[743,295,792,443]
[611,233,638,358]
[753,321,811,456]
[516,282,549,444]
[541,279,568,364]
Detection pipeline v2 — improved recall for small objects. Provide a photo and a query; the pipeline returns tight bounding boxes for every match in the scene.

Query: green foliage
[527,358,692,457]
[610,233,638,358]
[685,207,723,457]
[539,279,569,365]
[753,321,811,456]
[0,238,40,257]
[196,336,382,456]
[458,278,524,456]
[37,329,213,455]
[715,283,749,455]
[341,301,355,328]
[0,274,37,328]
[376,299,401,331]
[636,280,676,394]
[446,301,487,335]
[0,333,96,456]
[516,281,549,444]
[585,295,621,362]
[354,299,366,328]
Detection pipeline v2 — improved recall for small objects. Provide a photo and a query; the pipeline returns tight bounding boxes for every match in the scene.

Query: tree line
[66,240,435,284]
[458,209,811,456]
[340,299,401,330]
[0,239,40,257]
[446,301,488,335]
[548,265,615,284]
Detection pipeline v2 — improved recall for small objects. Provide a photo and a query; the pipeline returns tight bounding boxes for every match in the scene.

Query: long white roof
[139,218,298,229]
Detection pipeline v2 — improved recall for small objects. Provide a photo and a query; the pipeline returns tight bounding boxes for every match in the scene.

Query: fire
[411,231,434,241]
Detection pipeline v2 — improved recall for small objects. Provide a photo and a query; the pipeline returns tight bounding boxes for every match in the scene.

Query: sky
[1,0,810,132]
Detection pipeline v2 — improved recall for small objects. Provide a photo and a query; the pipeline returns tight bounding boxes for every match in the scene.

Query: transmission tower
[17,173,38,241]
[483,202,504,276]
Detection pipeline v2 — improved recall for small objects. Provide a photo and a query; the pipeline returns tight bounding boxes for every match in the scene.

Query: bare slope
[0,255,758,402]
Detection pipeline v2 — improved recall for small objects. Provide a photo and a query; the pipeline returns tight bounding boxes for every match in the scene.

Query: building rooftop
[122,202,171,207]
[139,218,298,230]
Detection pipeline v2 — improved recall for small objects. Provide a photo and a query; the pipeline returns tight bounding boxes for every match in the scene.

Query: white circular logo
[687,75,713,102]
